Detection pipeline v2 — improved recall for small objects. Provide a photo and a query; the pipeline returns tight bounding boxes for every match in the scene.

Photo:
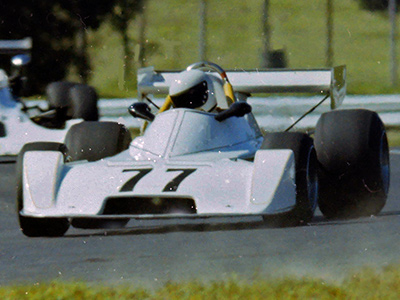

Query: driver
[157,69,229,114]
[141,68,235,132]
[169,69,219,112]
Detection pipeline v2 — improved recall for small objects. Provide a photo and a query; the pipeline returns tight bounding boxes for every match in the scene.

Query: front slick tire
[17,142,70,237]
[314,109,390,219]
[64,122,132,229]
[19,217,70,238]
[261,132,318,227]
[64,121,132,162]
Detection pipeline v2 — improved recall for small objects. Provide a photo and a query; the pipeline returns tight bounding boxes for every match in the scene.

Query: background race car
[0,38,99,160]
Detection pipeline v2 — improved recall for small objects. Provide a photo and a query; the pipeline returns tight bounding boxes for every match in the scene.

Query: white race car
[0,38,98,160]
[16,62,389,237]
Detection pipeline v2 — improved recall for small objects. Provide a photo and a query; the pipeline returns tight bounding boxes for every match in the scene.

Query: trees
[359,0,400,11]
[57,0,117,83]
[359,0,399,85]
[0,1,76,94]
[0,0,117,94]
[109,0,144,87]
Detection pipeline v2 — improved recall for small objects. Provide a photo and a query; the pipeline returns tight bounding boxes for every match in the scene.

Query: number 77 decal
[120,168,197,192]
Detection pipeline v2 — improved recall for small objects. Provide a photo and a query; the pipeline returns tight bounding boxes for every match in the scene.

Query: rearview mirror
[128,102,155,121]
[11,54,31,67]
[214,101,252,122]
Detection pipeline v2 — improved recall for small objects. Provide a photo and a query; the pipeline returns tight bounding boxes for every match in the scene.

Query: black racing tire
[64,121,132,162]
[314,109,390,219]
[46,81,76,116]
[261,132,318,226]
[0,121,5,137]
[46,81,99,121]
[69,84,99,121]
[16,142,70,237]
[64,121,132,229]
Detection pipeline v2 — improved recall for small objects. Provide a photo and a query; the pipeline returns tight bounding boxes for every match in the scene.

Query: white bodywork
[0,70,81,157]
[21,109,297,219]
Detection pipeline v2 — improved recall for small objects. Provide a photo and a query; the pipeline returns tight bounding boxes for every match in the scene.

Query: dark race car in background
[0,38,99,160]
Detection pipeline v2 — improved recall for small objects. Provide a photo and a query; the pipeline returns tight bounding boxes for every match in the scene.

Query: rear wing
[137,65,346,109]
[0,37,32,55]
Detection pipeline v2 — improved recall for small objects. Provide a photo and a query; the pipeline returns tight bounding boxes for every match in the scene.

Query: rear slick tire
[69,84,99,121]
[314,109,390,219]
[64,121,132,229]
[46,81,99,121]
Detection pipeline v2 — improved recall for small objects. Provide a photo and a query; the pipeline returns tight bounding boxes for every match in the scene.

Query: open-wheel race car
[0,38,99,160]
[16,62,390,237]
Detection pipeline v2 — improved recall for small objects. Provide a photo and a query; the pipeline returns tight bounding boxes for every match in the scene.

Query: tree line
[359,0,400,10]
[0,0,396,95]
[0,0,143,94]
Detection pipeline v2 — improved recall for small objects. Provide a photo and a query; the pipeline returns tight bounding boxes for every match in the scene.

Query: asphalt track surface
[1,152,400,288]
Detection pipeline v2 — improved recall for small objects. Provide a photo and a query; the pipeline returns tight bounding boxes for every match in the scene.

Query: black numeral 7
[120,168,152,192]
[119,168,196,192]
[162,169,196,192]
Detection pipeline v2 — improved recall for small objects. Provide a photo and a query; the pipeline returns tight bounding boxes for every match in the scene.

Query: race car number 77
[120,168,197,192]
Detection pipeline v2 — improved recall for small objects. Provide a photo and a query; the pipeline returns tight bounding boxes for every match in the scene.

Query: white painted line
[390,149,400,155]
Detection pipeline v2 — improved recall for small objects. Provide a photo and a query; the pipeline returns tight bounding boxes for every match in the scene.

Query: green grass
[2,265,400,299]
[82,0,400,97]
[387,128,400,147]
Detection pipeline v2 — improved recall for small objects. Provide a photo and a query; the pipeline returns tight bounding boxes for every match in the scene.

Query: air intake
[102,196,197,215]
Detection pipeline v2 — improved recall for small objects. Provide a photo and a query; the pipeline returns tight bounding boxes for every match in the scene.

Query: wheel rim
[380,131,390,195]
[306,146,318,212]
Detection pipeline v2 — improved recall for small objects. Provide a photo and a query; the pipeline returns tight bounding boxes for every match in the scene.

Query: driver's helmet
[169,69,217,112]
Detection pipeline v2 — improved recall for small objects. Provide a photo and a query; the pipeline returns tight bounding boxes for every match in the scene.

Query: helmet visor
[171,81,208,109]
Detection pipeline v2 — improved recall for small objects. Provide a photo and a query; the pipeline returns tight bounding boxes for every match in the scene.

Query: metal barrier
[28,95,400,130]
[245,95,400,130]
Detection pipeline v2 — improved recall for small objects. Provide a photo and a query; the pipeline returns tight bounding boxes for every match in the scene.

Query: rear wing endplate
[0,37,32,55]
[138,65,346,109]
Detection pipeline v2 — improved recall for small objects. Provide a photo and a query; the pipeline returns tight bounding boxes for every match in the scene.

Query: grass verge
[387,128,400,148]
[1,265,400,299]
[84,0,400,98]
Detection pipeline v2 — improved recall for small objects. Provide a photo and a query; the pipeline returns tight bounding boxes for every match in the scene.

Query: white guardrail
[29,95,400,131]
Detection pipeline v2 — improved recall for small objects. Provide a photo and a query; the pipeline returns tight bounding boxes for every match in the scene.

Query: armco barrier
[28,95,400,131]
